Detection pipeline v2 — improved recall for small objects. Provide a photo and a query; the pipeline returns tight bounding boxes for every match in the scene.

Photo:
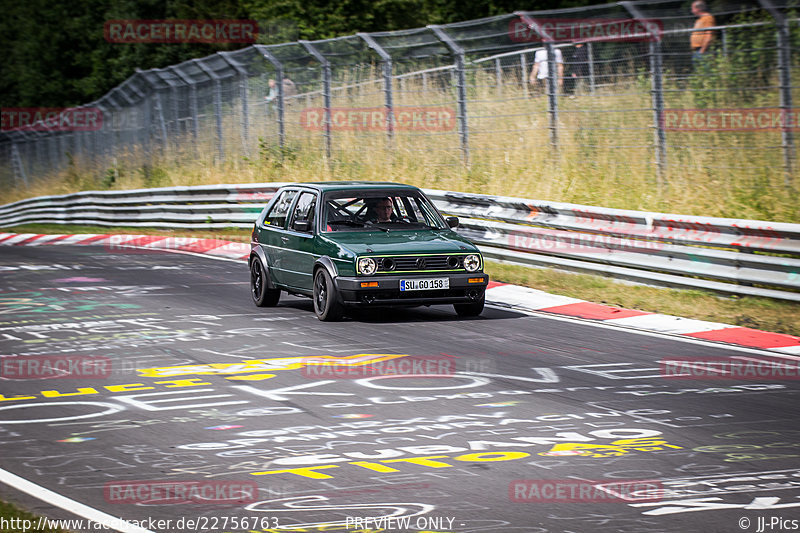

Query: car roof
[281,181,421,193]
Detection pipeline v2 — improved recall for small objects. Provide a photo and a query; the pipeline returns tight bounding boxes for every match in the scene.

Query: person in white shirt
[529,48,564,96]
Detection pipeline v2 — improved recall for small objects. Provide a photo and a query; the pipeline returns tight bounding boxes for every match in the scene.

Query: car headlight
[358,257,377,276]
[463,254,481,272]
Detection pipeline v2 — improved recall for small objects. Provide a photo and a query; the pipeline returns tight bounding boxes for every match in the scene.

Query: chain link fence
[1,0,797,206]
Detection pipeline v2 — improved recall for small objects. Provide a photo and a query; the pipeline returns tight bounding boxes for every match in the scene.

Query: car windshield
[322,190,447,232]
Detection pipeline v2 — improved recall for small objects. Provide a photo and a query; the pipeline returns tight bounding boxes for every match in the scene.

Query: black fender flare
[249,248,276,290]
[313,257,344,304]
[313,256,338,280]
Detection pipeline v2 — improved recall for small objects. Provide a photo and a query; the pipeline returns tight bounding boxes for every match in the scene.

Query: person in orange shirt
[690,0,715,62]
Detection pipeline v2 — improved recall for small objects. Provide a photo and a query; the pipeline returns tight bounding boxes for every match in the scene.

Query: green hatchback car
[249,182,489,320]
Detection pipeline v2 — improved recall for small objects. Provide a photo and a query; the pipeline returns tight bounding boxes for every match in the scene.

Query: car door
[282,190,318,290]
[258,189,298,286]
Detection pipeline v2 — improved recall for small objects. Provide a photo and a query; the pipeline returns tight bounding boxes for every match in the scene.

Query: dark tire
[454,297,484,317]
[251,258,280,307]
[313,268,344,321]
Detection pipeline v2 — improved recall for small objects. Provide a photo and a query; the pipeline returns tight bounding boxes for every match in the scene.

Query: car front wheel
[313,268,344,321]
[454,297,484,317]
[251,258,280,307]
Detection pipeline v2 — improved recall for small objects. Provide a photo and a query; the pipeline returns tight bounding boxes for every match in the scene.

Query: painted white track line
[0,467,156,533]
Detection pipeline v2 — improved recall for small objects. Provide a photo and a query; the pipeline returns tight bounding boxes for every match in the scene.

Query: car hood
[325,229,480,256]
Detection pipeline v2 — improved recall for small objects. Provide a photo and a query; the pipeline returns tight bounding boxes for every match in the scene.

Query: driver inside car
[365,197,397,223]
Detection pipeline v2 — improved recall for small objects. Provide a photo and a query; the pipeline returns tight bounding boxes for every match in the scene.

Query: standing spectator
[265,78,278,114]
[281,77,297,106]
[565,43,589,96]
[529,47,563,96]
[690,1,715,62]
[265,77,298,114]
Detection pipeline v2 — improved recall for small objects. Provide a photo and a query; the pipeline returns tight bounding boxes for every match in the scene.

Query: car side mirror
[293,220,312,232]
[446,216,459,228]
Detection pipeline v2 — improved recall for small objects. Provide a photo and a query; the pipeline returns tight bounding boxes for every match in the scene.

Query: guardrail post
[300,41,332,162]
[429,25,470,165]
[621,1,667,186]
[516,13,559,150]
[195,60,225,163]
[758,0,795,184]
[255,47,286,151]
[359,33,395,142]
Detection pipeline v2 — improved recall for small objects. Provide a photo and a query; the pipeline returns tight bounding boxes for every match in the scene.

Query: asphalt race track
[1,245,799,533]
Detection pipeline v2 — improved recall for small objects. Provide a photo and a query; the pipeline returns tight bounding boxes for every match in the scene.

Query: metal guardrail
[1,184,798,302]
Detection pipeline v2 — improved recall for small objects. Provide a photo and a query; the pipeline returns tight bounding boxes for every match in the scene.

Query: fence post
[621,1,667,185]
[587,42,596,94]
[195,60,225,163]
[359,33,395,143]
[170,66,199,155]
[721,28,728,58]
[546,42,559,149]
[10,140,28,187]
[495,57,503,96]
[95,103,110,166]
[429,25,470,165]
[520,53,528,97]
[154,92,169,154]
[300,41,332,162]
[758,0,795,183]
[256,47,286,152]
[219,52,251,157]
[516,13,559,150]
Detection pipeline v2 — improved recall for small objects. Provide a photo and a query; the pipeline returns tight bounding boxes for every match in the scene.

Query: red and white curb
[3,232,799,355]
[484,282,800,355]
[0,232,250,260]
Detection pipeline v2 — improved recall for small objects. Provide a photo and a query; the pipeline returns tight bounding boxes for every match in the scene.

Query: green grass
[0,501,70,533]
[6,223,799,336]
[2,68,797,222]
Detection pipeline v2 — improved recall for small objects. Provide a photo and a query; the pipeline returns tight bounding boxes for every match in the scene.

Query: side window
[263,190,298,228]
[289,192,317,232]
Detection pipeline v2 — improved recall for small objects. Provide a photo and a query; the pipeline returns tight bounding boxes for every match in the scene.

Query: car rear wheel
[251,258,280,307]
[454,297,484,317]
[313,268,344,321]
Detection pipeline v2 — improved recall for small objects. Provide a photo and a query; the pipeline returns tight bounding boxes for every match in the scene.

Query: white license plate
[400,278,449,291]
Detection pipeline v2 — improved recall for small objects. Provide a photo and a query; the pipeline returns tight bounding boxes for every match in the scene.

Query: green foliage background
[1,0,602,108]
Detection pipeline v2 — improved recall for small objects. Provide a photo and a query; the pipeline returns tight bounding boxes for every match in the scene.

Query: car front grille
[376,255,466,273]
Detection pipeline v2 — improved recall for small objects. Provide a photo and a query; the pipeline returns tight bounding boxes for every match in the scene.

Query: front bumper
[335,273,488,306]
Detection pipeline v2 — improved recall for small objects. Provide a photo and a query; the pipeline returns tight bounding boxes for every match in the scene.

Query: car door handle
[281,236,289,243]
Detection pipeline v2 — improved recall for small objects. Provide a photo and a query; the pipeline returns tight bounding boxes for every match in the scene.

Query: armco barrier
[0,184,798,302]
